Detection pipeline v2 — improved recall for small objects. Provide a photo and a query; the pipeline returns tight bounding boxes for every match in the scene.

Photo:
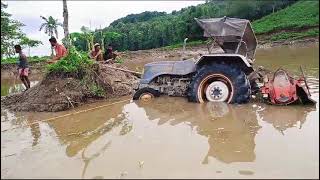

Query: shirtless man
[47,37,67,64]
[89,43,103,61]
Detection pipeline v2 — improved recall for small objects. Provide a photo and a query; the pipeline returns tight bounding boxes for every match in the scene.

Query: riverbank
[1,62,138,112]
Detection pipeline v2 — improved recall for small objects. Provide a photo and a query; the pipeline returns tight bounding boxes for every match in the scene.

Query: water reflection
[28,96,316,167]
[134,97,316,164]
[134,98,261,164]
[81,140,111,179]
[46,101,132,158]
[257,104,316,134]
[1,79,39,96]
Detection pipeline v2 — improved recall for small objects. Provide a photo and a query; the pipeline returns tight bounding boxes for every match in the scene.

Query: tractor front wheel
[133,87,160,101]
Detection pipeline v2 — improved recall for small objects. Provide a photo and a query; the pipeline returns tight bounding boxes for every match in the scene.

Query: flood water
[1,44,319,179]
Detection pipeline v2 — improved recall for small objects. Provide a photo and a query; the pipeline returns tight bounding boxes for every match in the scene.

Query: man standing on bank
[14,45,31,91]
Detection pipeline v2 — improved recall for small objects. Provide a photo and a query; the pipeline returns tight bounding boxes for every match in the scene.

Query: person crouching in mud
[47,37,67,64]
[89,43,103,61]
[14,45,31,91]
[103,44,117,64]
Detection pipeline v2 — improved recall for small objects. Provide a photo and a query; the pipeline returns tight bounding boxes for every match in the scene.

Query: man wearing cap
[89,43,103,61]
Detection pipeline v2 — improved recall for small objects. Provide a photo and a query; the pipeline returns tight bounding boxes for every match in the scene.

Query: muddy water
[1,44,319,178]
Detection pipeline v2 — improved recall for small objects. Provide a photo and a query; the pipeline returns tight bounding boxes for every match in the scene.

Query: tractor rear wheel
[188,63,251,104]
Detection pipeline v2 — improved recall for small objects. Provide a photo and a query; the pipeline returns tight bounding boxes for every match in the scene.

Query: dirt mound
[1,63,139,112]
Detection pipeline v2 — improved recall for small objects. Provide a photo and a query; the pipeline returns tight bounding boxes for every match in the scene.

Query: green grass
[89,84,105,97]
[161,40,206,50]
[253,1,319,34]
[269,28,319,41]
[1,56,50,65]
[115,57,125,64]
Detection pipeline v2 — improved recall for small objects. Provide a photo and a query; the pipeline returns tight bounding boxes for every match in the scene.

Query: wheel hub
[205,81,229,102]
[139,93,154,102]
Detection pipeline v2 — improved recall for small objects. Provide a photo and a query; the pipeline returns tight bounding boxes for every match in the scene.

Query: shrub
[46,46,94,77]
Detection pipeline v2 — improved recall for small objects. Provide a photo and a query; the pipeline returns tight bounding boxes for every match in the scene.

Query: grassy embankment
[252,0,319,41]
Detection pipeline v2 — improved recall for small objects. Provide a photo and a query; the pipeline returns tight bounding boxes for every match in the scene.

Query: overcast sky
[4,1,204,56]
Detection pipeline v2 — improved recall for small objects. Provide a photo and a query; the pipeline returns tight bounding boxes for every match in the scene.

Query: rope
[1,98,131,133]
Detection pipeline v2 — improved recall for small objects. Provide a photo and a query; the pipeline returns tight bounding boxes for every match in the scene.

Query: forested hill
[70,0,315,52]
[109,11,167,27]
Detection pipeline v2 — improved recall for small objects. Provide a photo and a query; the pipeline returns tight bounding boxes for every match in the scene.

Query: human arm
[88,51,94,59]
[94,50,102,59]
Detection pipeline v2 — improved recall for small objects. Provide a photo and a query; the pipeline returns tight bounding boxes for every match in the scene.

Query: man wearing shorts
[14,45,31,90]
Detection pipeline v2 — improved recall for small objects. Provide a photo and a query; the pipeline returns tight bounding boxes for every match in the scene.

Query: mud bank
[1,63,138,112]
[257,37,319,49]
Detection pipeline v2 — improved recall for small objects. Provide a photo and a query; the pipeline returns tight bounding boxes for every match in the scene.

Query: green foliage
[20,36,42,48]
[110,11,167,26]
[1,56,49,65]
[269,28,319,41]
[46,46,93,74]
[19,36,43,57]
[114,57,125,64]
[161,40,206,50]
[89,84,105,97]
[39,16,63,38]
[1,2,25,58]
[253,1,319,34]
[70,0,297,52]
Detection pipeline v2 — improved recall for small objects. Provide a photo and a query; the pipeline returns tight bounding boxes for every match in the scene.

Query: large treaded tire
[133,87,160,100]
[188,63,251,104]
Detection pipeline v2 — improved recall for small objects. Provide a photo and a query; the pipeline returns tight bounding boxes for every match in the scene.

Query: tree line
[69,0,298,52]
[1,1,69,59]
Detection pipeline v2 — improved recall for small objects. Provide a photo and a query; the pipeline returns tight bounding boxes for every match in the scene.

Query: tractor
[133,17,256,104]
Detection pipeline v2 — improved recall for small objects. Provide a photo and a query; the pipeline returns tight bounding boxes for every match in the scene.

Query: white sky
[4,1,204,56]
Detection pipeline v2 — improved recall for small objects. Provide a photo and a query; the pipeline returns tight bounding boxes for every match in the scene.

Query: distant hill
[71,0,311,52]
[109,11,167,27]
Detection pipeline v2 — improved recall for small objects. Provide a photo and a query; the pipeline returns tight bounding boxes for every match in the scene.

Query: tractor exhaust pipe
[182,38,188,60]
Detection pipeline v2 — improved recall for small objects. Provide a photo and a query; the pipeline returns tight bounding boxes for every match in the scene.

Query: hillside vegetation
[70,0,298,52]
[253,1,319,34]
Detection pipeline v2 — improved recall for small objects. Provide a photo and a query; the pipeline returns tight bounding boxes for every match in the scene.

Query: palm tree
[39,16,62,56]
[62,0,70,47]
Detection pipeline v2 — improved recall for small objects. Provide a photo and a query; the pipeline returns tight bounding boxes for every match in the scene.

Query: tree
[80,26,94,51]
[20,36,43,57]
[62,0,70,47]
[1,2,24,58]
[39,15,62,56]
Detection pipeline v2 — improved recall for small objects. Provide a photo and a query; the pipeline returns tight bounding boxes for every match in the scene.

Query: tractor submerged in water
[132,17,316,106]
